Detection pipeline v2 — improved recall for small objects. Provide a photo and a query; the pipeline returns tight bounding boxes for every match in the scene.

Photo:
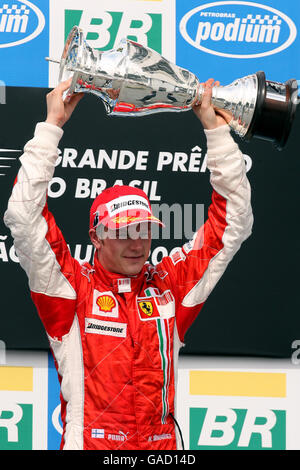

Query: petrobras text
[179,1,297,59]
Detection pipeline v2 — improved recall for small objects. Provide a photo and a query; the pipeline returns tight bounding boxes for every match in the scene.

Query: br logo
[65,8,162,53]
[190,407,286,450]
[0,366,34,450]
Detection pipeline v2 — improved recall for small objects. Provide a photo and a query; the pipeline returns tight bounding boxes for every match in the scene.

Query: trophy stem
[194,84,204,106]
[193,72,298,149]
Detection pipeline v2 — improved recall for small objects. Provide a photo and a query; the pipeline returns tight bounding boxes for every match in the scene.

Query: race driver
[4,78,253,450]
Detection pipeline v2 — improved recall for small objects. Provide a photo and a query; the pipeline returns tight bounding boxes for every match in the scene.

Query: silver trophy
[48,26,298,150]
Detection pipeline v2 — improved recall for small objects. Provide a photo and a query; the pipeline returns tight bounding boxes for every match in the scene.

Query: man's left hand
[193,78,232,130]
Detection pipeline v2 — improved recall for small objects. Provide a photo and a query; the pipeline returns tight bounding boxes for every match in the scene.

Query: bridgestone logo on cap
[106,195,151,217]
[85,318,127,338]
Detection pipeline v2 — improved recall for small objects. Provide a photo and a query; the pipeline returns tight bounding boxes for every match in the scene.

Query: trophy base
[245,71,298,151]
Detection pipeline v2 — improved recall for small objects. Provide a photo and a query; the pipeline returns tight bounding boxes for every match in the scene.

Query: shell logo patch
[96,295,116,313]
[92,290,119,318]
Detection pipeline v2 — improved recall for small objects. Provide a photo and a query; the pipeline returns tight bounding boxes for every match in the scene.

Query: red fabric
[30,190,228,450]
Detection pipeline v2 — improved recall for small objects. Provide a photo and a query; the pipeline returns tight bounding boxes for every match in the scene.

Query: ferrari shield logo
[137,290,175,321]
[139,301,153,317]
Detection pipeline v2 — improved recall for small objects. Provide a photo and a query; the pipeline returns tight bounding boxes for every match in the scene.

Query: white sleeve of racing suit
[3,122,77,302]
[159,124,253,341]
[186,124,254,305]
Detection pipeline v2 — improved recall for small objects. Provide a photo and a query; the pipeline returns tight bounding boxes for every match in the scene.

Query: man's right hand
[45,78,84,128]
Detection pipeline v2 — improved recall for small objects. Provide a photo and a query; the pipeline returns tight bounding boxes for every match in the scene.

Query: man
[4,78,253,450]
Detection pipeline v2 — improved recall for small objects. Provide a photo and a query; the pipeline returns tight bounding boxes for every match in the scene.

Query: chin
[126,268,142,276]
[123,263,144,277]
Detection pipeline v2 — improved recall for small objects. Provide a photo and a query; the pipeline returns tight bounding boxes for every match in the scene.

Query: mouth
[123,255,144,261]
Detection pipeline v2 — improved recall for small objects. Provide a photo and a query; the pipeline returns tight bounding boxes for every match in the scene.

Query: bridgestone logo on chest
[85,319,127,338]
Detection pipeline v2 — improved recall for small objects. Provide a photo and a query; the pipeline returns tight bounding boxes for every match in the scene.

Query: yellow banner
[0,366,33,391]
[190,371,286,397]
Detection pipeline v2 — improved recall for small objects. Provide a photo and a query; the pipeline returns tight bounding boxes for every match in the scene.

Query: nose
[128,237,144,252]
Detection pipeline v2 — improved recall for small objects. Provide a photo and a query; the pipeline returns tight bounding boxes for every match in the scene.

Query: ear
[89,229,102,250]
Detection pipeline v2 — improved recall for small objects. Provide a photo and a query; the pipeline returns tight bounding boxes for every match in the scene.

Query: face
[89,223,152,276]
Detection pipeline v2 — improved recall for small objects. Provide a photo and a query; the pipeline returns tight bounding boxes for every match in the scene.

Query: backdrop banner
[0,85,299,356]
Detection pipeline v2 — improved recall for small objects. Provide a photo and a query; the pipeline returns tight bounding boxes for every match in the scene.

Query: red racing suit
[4,122,253,450]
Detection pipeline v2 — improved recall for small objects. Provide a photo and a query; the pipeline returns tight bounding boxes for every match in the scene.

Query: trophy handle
[245,71,298,150]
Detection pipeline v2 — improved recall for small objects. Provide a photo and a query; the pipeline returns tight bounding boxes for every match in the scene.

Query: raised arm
[4,80,84,338]
[159,79,253,342]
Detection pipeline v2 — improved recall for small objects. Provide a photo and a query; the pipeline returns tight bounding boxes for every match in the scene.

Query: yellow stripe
[190,371,286,397]
[0,366,33,391]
